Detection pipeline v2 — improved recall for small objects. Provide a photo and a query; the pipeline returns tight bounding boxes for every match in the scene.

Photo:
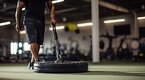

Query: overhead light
[49,26,65,30]
[20,30,26,34]
[104,19,125,24]
[77,22,93,27]
[0,21,11,26]
[137,16,145,20]
[49,22,93,31]
[52,0,64,4]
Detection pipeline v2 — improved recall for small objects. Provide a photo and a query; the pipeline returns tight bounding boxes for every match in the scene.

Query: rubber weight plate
[34,61,88,73]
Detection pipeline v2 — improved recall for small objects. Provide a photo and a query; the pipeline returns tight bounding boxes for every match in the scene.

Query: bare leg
[30,55,34,62]
[30,43,40,62]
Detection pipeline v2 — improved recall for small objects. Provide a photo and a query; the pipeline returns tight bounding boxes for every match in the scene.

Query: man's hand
[15,24,20,32]
[51,18,56,25]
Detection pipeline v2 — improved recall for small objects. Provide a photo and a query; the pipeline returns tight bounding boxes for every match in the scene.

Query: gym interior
[0,0,145,80]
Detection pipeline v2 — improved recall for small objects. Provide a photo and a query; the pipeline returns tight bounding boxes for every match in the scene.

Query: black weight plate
[34,61,88,73]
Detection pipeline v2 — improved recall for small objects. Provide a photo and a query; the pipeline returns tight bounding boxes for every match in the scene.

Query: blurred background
[0,0,145,63]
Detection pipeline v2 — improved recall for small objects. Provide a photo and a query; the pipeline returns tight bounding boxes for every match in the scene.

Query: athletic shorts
[23,18,45,45]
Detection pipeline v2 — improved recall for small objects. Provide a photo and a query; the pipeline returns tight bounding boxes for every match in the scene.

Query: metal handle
[51,24,58,40]
[51,24,63,63]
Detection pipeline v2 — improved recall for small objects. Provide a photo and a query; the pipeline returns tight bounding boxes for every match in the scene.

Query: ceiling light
[137,16,145,20]
[52,0,64,4]
[77,22,93,27]
[49,26,65,30]
[104,19,125,24]
[0,21,11,26]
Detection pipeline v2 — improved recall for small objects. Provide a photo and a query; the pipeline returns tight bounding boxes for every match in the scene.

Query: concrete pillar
[91,0,100,62]
[133,12,139,37]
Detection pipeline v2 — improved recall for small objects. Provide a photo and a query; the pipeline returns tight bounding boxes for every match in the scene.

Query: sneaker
[55,58,64,63]
[27,62,34,70]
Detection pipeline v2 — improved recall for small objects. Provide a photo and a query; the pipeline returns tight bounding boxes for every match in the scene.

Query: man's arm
[15,0,25,32]
[46,0,56,25]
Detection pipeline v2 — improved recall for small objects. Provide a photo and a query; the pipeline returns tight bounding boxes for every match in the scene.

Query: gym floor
[0,62,145,80]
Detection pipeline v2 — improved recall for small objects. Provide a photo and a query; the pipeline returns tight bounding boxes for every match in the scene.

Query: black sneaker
[27,62,34,70]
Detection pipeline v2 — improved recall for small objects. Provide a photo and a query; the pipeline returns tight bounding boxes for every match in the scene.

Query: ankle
[35,59,40,62]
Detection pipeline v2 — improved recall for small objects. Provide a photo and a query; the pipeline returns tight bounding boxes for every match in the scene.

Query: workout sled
[34,24,88,73]
[34,61,88,73]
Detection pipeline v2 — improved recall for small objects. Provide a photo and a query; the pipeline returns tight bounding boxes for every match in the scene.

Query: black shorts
[24,18,45,45]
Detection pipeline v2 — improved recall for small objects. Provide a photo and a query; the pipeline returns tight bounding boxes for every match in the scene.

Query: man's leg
[30,43,40,62]
[24,18,42,69]
[27,43,40,69]
[31,55,34,62]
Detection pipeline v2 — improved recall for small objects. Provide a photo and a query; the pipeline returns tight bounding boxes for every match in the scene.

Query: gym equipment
[100,31,117,60]
[34,61,88,73]
[131,40,139,50]
[116,36,132,60]
[130,40,140,61]
[34,24,88,73]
